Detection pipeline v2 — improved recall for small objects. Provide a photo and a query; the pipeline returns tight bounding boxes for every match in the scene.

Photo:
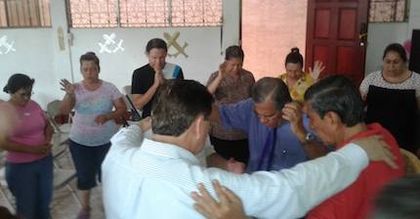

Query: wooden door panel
[338,9,357,40]
[306,0,368,85]
[315,9,331,38]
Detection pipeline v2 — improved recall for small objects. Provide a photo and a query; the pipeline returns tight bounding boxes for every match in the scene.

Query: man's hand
[191,180,246,219]
[282,102,306,141]
[352,135,398,169]
[225,158,245,174]
[138,116,152,132]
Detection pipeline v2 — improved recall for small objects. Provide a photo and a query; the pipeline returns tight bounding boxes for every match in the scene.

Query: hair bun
[85,51,96,56]
[291,47,300,53]
[3,85,9,94]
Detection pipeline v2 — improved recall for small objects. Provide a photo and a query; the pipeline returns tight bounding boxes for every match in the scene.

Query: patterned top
[70,80,123,146]
[359,70,420,98]
[279,72,315,102]
[207,69,255,140]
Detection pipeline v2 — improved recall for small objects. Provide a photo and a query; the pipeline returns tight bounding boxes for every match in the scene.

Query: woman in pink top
[1,73,53,219]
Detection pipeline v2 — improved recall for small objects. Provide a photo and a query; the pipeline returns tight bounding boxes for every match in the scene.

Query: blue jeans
[6,155,53,219]
[69,139,111,190]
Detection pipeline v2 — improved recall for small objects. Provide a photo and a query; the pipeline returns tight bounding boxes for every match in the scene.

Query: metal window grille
[369,0,408,22]
[68,0,222,28]
[0,0,51,27]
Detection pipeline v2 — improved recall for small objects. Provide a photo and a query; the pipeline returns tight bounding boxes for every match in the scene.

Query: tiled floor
[0,148,106,219]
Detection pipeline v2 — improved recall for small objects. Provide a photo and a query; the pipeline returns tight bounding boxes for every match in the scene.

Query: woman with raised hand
[59,52,126,219]
[279,47,325,102]
[207,45,255,166]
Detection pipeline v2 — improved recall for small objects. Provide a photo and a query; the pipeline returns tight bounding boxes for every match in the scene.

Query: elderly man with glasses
[211,77,326,173]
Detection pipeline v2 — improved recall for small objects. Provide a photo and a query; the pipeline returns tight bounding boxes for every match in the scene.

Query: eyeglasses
[255,111,279,121]
[16,91,34,98]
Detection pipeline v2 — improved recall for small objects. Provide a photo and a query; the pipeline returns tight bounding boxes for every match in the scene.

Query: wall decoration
[98,33,124,53]
[0,36,16,55]
[164,31,188,58]
[57,27,65,51]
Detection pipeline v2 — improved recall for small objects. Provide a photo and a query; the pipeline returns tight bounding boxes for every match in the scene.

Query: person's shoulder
[279,73,287,81]
[240,68,253,75]
[101,80,120,90]
[240,69,255,79]
[166,62,182,69]
[410,71,420,82]
[28,99,41,108]
[133,64,153,74]
[365,70,382,80]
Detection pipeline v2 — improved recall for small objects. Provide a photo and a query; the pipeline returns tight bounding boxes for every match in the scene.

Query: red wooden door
[306,0,369,85]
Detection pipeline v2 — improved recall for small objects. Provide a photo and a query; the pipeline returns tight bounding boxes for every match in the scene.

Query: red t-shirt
[307,123,405,219]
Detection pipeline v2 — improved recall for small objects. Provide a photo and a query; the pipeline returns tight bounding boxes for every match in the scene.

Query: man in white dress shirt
[102,79,395,219]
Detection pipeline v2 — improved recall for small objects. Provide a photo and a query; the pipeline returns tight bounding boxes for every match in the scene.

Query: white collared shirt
[102,125,368,219]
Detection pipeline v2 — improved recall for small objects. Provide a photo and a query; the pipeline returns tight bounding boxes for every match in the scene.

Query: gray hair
[251,77,291,110]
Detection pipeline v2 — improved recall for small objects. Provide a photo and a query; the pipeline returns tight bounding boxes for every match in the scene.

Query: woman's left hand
[309,60,326,80]
[95,114,110,125]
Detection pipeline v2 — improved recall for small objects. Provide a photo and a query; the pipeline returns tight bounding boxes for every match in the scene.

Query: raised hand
[282,102,306,139]
[60,79,75,95]
[217,62,227,79]
[191,180,246,219]
[309,60,326,80]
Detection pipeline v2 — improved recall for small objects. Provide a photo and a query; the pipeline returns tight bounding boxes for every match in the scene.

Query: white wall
[365,0,419,74]
[0,0,240,108]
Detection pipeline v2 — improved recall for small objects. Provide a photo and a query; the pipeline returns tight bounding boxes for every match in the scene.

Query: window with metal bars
[67,0,222,28]
[0,0,51,27]
[369,0,408,22]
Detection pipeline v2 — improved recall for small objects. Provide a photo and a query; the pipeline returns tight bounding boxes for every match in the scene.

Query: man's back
[307,123,405,219]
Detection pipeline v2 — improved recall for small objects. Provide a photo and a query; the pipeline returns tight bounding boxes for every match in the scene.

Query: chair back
[400,148,420,175]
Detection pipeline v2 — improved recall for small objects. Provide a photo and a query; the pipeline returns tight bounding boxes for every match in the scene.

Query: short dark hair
[146,38,168,53]
[80,51,100,72]
[151,79,214,136]
[3,73,34,94]
[304,75,364,126]
[372,175,420,219]
[285,47,304,67]
[251,77,292,110]
[225,45,244,62]
[383,43,407,63]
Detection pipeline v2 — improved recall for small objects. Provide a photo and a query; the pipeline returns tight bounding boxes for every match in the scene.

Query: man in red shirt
[304,75,405,219]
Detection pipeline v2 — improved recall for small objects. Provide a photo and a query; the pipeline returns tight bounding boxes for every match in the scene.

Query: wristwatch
[303,132,315,144]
